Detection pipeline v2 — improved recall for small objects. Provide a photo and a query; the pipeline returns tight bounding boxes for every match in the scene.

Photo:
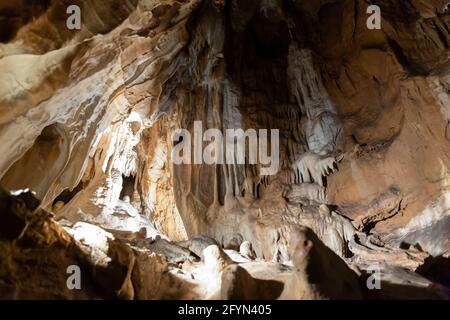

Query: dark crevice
[120,175,136,201]
[52,181,85,207]
[387,38,430,76]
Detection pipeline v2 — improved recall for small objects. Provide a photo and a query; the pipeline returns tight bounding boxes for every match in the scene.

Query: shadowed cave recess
[0,0,450,300]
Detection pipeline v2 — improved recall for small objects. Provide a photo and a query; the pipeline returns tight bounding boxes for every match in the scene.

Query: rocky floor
[1,188,449,300]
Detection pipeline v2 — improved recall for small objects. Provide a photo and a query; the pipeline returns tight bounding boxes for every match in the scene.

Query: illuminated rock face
[0,0,450,299]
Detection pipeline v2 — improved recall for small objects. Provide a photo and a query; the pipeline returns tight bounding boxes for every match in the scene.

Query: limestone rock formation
[0,0,450,300]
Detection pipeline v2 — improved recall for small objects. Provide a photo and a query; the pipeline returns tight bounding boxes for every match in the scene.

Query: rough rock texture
[0,0,450,300]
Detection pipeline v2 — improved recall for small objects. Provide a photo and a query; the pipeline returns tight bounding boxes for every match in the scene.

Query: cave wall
[0,0,449,296]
